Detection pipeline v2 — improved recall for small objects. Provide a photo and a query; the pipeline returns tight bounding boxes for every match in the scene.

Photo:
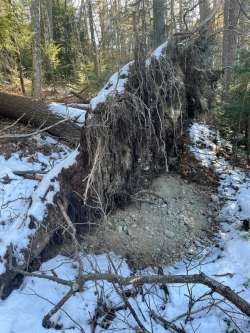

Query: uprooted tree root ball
[64,36,218,224]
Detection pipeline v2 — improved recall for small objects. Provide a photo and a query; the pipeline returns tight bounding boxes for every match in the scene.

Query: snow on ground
[0,134,77,273]
[49,103,86,126]
[190,122,250,223]
[0,122,250,332]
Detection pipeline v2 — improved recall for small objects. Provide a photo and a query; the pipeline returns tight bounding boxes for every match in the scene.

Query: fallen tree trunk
[0,92,81,142]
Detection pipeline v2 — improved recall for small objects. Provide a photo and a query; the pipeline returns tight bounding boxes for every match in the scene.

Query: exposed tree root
[65,35,219,228]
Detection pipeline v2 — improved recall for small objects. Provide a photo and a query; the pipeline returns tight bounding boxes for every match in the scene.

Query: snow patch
[90,61,133,110]
[49,103,86,126]
[0,135,75,273]
[145,41,168,66]
[189,122,250,223]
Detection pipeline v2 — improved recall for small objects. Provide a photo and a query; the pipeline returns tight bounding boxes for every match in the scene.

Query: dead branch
[237,0,250,21]
[13,269,250,317]
[56,198,83,281]
[107,255,148,332]
[42,287,79,330]
[171,299,223,323]
[132,190,168,206]
[67,103,90,110]
[0,118,68,141]
[151,310,186,333]
[0,113,26,133]
[13,170,46,180]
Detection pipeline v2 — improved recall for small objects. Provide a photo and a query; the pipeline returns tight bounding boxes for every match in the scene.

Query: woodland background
[0,0,249,155]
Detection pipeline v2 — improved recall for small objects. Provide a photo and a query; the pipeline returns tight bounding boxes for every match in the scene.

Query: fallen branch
[13,170,47,180]
[42,287,77,330]
[132,190,169,206]
[151,310,186,333]
[13,269,250,317]
[171,299,223,323]
[0,118,68,141]
[66,103,90,110]
[0,113,26,133]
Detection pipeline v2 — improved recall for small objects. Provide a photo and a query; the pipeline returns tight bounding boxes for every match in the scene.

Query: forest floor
[0,116,249,332]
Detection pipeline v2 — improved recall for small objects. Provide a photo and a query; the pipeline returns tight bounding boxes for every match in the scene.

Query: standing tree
[153,0,166,48]
[31,0,42,98]
[0,0,28,95]
[87,0,99,78]
[199,0,213,66]
[222,0,240,93]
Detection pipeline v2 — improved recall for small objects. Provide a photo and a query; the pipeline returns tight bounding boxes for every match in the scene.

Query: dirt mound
[83,173,217,268]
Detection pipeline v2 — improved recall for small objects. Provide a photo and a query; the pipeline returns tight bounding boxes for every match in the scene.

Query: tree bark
[153,0,166,47]
[178,0,184,32]
[170,0,175,35]
[222,0,240,93]
[42,0,53,43]
[12,43,26,96]
[199,0,213,66]
[31,0,42,98]
[199,0,211,22]
[0,92,81,142]
[87,0,99,77]
[248,112,250,160]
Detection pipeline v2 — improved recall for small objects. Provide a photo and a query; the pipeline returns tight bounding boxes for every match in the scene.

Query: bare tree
[199,0,211,22]
[41,0,53,44]
[87,0,99,78]
[222,0,241,92]
[31,0,42,98]
[153,0,166,47]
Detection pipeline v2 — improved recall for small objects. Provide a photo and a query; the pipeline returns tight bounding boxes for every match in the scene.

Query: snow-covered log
[0,92,84,142]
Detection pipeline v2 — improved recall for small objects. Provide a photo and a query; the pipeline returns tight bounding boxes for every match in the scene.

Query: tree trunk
[222,0,240,93]
[0,92,81,142]
[199,0,213,65]
[170,0,175,35]
[153,0,166,47]
[199,0,211,22]
[31,0,42,98]
[43,0,53,43]
[12,41,26,96]
[178,0,184,32]
[87,0,99,77]
[248,112,250,160]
